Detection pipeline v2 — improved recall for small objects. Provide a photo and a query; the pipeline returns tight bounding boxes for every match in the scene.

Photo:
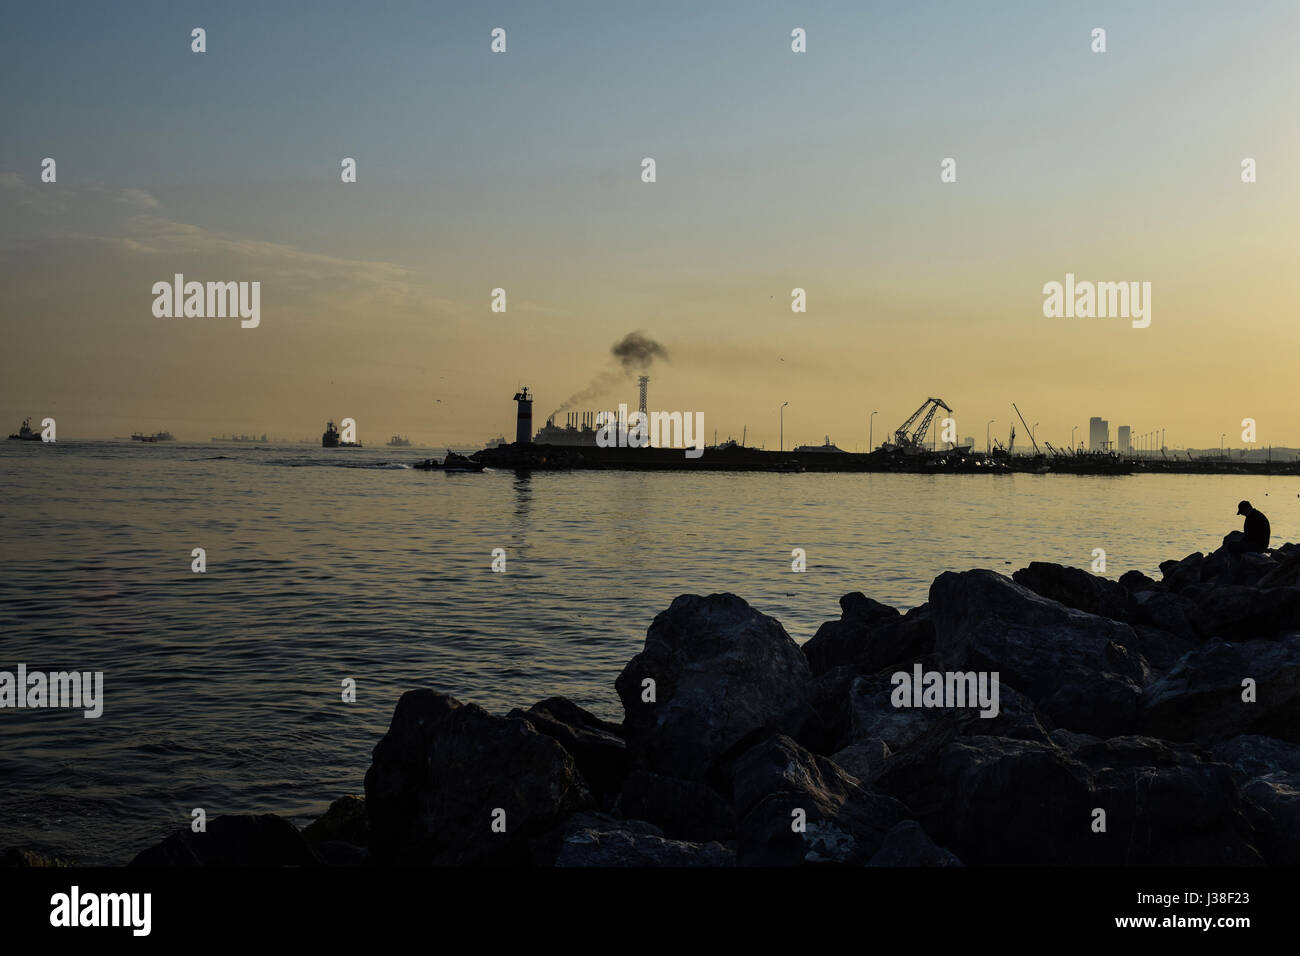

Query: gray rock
[129,814,320,867]
[866,820,963,866]
[1139,636,1300,744]
[542,813,734,867]
[364,691,593,865]
[930,570,1147,736]
[731,734,908,866]
[616,593,813,783]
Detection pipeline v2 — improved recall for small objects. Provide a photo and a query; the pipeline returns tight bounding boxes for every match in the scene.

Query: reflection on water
[0,440,1293,862]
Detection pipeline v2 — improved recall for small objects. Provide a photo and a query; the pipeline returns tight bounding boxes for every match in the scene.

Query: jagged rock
[616,593,813,783]
[872,736,1095,865]
[1159,552,1205,592]
[1012,562,1134,621]
[1210,735,1300,864]
[802,594,926,677]
[1129,591,1203,642]
[615,770,736,842]
[0,848,71,867]
[1191,585,1300,641]
[364,691,593,865]
[930,570,1147,736]
[730,734,908,865]
[1259,548,1300,589]
[129,814,321,867]
[508,697,629,804]
[1123,623,1199,674]
[303,795,367,847]
[1140,636,1300,744]
[872,734,1263,865]
[1119,569,1161,594]
[538,813,735,866]
[1065,735,1265,866]
[847,671,1051,752]
[866,820,963,867]
[1232,553,1279,588]
[829,739,892,783]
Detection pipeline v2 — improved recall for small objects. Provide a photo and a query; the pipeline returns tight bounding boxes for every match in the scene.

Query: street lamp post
[870,410,878,451]
[780,402,789,453]
[1221,433,1226,458]
[986,419,995,455]
[1071,425,1077,451]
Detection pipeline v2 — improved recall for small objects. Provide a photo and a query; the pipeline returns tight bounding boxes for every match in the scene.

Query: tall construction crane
[889,397,952,453]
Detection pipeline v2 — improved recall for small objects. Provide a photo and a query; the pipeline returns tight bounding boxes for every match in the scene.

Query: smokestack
[638,375,649,417]
[513,387,533,445]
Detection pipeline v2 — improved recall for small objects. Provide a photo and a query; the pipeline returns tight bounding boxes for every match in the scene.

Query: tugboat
[387,435,412,448]
[7,417,43,441]
[322,421,361,448]
[414,450,486,473]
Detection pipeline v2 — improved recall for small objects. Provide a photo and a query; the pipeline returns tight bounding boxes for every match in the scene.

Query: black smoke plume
[548,331,669,418]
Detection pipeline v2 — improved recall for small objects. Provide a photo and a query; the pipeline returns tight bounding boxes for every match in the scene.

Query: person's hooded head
[1237,500,1253,516]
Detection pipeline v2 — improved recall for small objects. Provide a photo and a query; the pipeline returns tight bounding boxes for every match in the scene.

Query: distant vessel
[132,431,174,442]
[414,451,485,473]
[7,417,42,441]
[793,435,847,453]
[322,421,361,448]
[212,433,268,443]
[387,435,412,447]
[484,435,507,449]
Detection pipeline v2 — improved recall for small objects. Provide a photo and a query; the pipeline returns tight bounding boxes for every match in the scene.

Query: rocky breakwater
[65,538,1300,868]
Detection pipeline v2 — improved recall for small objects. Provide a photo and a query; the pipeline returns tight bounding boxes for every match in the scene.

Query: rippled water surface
[1,441,1295,862]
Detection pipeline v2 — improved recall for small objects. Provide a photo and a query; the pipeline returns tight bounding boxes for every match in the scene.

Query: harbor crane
[889,397,952,453]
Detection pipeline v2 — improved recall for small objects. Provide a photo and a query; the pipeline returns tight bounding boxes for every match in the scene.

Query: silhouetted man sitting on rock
[1226,499,1270,555]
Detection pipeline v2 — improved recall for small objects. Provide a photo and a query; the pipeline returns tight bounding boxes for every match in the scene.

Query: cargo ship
[387,435,412,447]
[322,421,361,448]
[7,417,42,441]
[132,431,175,442]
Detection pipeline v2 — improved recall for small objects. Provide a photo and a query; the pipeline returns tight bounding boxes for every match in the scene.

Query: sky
[2,0,1298,449]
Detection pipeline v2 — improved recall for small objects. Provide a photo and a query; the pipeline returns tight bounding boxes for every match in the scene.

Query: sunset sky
[3,0,1298,449]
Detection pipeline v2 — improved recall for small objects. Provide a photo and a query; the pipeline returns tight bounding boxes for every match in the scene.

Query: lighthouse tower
[512,387,533,445]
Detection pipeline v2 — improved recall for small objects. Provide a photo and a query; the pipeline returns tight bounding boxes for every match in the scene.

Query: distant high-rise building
[1117,425,1131,454]
[963,436,975,449]
[1089,416,1109,452]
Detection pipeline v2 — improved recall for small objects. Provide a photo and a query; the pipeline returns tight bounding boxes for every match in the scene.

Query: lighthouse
[512,387,533,445]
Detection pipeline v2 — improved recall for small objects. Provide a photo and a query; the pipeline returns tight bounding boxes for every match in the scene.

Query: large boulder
[508,697,629,805]
[536,813,734,867]
[364,691,593,865]
[616,594,813,783]
[846,671,1050,755]
[1191,586,1300,641]
[801,594,934,677]
[730,734,908,866]
[1158,552,1206,593]
[1210,735,1300,865]
[871,736,1095,865]
[871,733,1263,865]
[1066,735,1264,866]
[129,814,320,867]
[1012,562,1134,621]
[930,570,1147,736]
[615,770,736,842]
[866,820,963,867]
[1139,636,1300,744]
